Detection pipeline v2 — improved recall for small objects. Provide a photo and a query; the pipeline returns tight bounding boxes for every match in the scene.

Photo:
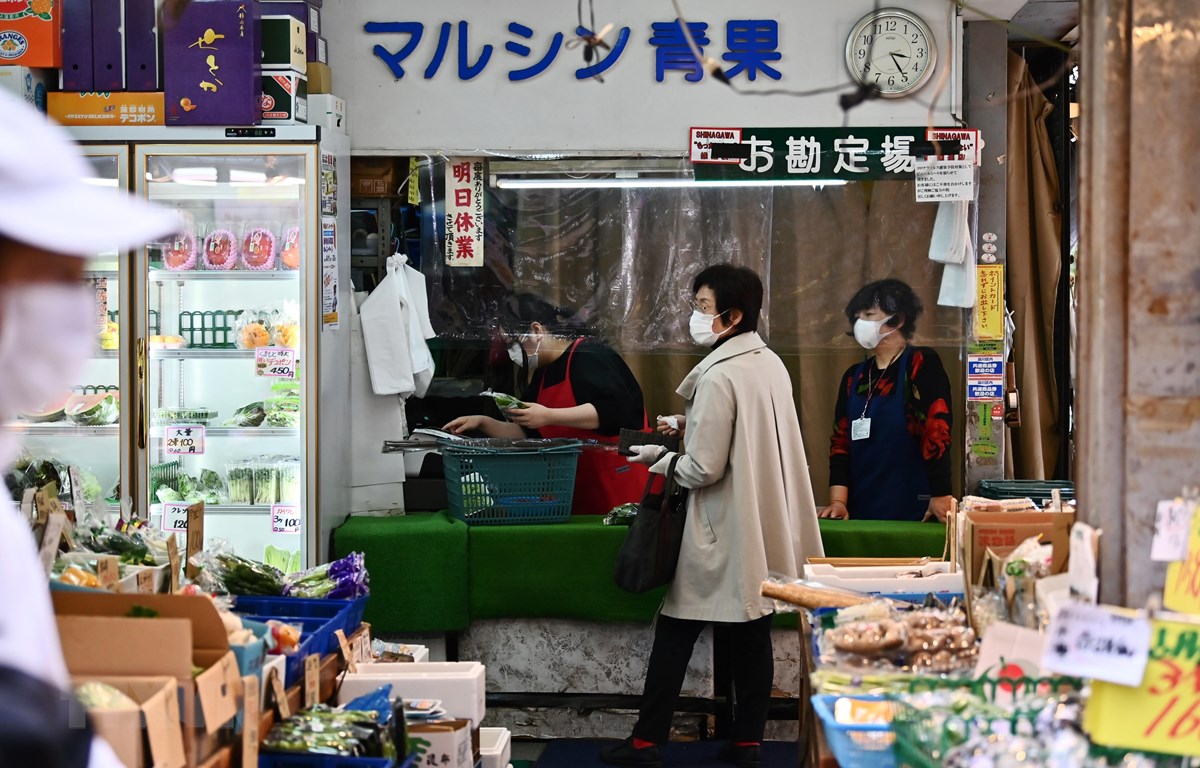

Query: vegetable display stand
[439,438,581,525]
[234,595,367,638]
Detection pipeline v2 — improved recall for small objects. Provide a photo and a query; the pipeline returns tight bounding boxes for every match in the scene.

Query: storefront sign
[1165,509,1200,613]
[321,217,339,329]
[967,381,1003,401]
[926,128,981,165]
[914,158,975,202]
[1043,603,1150,687]
[255,347,297,379]
[164,425,205,455]
[444,158,484,267]
[1085,618,1200,756]
[690,126,970,182]
[271,504,302,534]
[974,264,1004,340]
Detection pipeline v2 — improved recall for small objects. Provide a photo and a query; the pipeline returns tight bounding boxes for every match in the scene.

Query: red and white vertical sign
[444,158,485,268]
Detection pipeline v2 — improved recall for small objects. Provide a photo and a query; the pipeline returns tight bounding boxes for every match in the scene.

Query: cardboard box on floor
[53,592,242,767]
[409,719,473,768]
[962,509,1076,585]
[74,675,187,768]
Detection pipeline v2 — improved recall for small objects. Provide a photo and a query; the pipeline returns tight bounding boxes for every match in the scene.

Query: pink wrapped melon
[163,231,197,270]
[202,229,238,271]
[241,226,277,271]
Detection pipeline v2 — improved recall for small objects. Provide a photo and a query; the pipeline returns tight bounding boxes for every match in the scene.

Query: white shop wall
[323,0,961,154]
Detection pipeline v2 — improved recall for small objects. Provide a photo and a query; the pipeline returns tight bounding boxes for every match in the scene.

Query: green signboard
[691,126,967,182]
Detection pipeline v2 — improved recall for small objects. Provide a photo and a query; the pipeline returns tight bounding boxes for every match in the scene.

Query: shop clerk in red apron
[444,296,651,515]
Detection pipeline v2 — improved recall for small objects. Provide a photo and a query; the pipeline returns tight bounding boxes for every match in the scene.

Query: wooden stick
[761,580,876,609]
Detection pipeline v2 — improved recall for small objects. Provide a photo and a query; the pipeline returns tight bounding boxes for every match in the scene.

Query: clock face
[845,8,937,98]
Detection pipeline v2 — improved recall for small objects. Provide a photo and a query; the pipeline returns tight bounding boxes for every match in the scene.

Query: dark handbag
[613,454,689,593]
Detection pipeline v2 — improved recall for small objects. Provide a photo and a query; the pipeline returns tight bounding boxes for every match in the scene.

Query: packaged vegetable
[480,388,528,410]
[224,402,266,427]
[262,706,394,758]
[284,552,370,599]
[277,458,301,504]
[196,550,286,596]
[226,461,254,505]
[66,394,119,426]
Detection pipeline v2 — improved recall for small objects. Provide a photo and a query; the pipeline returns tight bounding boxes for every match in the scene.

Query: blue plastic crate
[812,694,896,768]
[258,755,396,768]
[243,615,338,687]
[235,595,368,637]
[440,439,581,525]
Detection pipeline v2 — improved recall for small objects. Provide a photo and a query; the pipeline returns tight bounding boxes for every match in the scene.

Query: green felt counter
[332,513,947,633]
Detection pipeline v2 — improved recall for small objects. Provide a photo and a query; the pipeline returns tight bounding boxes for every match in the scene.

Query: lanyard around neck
[858,349,903,419]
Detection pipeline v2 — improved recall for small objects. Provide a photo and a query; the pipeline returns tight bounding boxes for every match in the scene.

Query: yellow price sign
[1086,618,1200,755]
[1165,509,1200,614]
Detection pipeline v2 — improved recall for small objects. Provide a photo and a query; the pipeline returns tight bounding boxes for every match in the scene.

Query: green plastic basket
[179,309,242,349]
[977,479,1075,506]
[440,438,581,525]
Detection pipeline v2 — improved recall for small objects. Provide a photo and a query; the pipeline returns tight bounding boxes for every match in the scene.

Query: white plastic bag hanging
[359,256,417,396]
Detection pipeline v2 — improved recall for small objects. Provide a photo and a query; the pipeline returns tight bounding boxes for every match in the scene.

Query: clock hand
[889,53,903,71]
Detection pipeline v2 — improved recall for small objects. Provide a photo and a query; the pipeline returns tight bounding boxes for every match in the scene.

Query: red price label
[272,504,302,534]
[256,346,296,379]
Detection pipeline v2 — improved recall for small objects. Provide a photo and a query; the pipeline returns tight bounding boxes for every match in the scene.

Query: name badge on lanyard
[851,417,872,441]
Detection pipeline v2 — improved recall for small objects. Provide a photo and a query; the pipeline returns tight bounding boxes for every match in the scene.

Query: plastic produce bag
[358,255,434,397]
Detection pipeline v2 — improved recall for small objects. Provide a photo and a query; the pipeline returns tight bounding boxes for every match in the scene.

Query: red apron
[536,339,651,516]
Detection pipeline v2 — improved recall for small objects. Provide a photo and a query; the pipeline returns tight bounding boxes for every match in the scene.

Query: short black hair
[498,293,588,337]
[692,264,762,333]
[843,278,923,339]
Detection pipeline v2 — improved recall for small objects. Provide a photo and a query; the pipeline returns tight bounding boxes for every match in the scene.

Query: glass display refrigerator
[59,126,352,568]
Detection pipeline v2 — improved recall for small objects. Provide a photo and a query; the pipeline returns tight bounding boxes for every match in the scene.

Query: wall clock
[845,7,938,98]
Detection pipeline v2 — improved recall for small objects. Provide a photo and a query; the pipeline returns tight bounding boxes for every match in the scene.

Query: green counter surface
[333,513,947,633]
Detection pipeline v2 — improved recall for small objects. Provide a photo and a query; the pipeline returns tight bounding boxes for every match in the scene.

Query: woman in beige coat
[602,264,824,768]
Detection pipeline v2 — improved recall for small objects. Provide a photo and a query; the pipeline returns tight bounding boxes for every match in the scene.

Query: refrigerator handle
[136,337,147,450]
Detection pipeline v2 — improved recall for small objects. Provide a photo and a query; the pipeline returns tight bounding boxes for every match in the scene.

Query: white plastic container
[335,661,486,727]
[802,562,966,596]
[479,727,512,768]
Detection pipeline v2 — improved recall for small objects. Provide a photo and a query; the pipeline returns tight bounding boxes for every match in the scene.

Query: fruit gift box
[163,0,262,125]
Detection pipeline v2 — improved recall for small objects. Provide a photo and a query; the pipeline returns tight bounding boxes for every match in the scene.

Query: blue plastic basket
[242,615,339,687]
[812,694,896,768]
[234,595,368,637]
[440,438,581,525]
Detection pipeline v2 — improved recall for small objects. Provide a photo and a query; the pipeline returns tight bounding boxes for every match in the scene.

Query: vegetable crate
[234,595,367,638]
[440,439,581,526]
[812,694,896,768]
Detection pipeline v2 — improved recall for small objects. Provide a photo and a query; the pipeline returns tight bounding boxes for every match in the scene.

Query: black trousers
[632,613,775,745]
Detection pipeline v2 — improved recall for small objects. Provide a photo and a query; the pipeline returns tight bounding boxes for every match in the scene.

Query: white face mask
[0,284,95,463]
[508,334,542,369]
[688,309,730,347]
[853,315,896,350]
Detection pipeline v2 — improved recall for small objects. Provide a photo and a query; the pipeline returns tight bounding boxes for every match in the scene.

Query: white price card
[164,425,205,455]
[272,504,302,534]
[1152,499,1194,562]
[255,346,296,379]
[1042,602,1152,687]
[162,502,191,533]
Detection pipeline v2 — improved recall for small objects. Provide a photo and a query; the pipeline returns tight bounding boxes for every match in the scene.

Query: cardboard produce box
[92,0,124,91]
[306,60,331,93]
[262,15,305,72]
[123,0,159,90]
[262,71,306,123]
[351,157,399,197]
[409,719,473,768]
[308,93,344,134]
[163,0,262,125]
[48,91,165,125]
[0,64,52,111]
[0,0,62,67]
[962,509,1075,584]
[74,676,187,768]
[53,592,243,766]
[59,0,91,89]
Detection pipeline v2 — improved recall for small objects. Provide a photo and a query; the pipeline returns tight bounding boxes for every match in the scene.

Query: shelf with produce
[4,423,119,436]
[150,427,299,439]
[149,269,300,283]
[149,348,257,360]
[145,183,304,203]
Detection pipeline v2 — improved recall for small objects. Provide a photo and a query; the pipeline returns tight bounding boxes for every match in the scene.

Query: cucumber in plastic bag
[481,389,528,410]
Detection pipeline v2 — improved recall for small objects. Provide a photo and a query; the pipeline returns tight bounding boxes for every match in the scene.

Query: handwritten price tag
[1153,500,1195,562]
[1165,509,1200,613]
[164,425,205,455]
[271,504,302,534]
[1041,602,1151,687]
[304,654,320,708]
[1086,618,1200,756]
[96,556,120,590]
[255,346,296,379]
[162,502,191,533]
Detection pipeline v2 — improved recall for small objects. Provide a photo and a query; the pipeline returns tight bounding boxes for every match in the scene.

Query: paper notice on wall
[974,264,1004,340]
[914,158,975,202]
[444,157,484,267]
[1152,499,1194,562]
[1042,603,1151,687]
[320,151,337,215]
[321,216,339,330]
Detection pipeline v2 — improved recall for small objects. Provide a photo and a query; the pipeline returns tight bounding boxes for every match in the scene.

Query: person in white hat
[0,91,179,767]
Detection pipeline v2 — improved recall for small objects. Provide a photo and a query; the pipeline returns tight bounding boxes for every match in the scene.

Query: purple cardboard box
[92,0,124,92]
[60,0,93,91]
[164,0,262,126]
[124,0,159,91]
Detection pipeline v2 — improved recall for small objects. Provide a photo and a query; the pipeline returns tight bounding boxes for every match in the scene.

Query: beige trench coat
[650,332,824,623]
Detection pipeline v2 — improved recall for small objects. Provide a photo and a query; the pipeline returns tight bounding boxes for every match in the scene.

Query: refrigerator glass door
[135,145,314,569]
[5,146,129,521]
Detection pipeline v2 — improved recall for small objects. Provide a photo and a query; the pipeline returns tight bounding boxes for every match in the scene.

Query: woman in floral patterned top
[820,279,954,523]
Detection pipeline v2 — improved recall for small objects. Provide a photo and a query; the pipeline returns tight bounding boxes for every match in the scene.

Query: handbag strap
[660,454,684,512]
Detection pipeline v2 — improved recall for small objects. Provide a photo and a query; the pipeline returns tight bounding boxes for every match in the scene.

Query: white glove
[626,445,667,465]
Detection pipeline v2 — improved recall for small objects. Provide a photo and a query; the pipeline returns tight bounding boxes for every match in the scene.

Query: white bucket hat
[0,90,180,258]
